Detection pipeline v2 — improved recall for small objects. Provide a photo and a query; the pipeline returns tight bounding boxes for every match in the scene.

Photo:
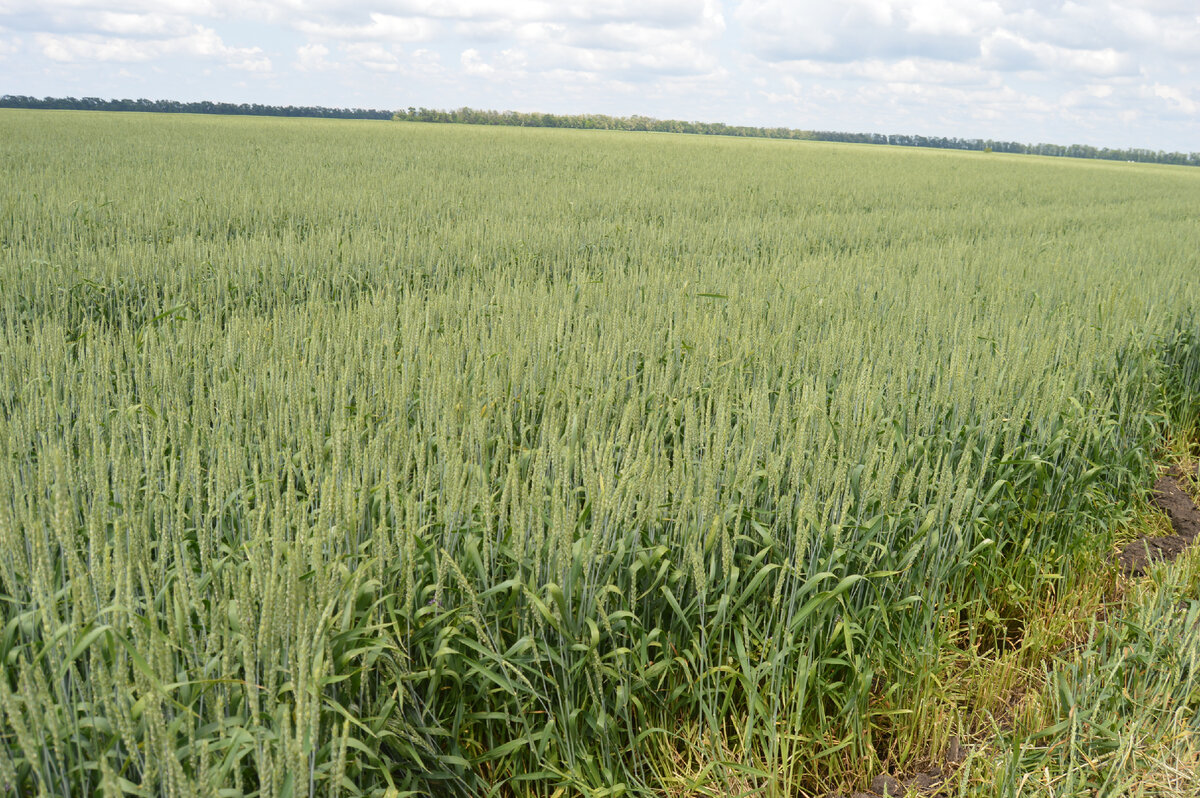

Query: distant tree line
[394,106,1200,167]
[4,95,1196,167]
[0,95,392,120]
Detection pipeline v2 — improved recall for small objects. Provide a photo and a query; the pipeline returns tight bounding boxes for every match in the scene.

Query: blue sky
[1,0,1198,152]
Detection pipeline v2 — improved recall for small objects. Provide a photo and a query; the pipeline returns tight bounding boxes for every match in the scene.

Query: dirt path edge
[1117,475,1200,576]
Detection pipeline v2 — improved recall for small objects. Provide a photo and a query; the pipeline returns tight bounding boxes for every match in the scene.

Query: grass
[978,535,1200,797]
[0,109,1199,796]
[860,444,1200,798]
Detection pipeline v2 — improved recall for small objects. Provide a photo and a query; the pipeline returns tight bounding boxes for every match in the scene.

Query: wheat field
[1,109,1199,796]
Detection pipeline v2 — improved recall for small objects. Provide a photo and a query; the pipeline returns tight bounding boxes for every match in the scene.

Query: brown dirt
[1116,476,1200,576]
[827,751,958,797]
[1153,473,1200,539]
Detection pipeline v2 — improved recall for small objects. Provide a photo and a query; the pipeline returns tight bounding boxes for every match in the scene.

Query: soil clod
[1118,534,1191,576]
[946,736,965,764]
[871,774,906,796]
[907,770,942,792]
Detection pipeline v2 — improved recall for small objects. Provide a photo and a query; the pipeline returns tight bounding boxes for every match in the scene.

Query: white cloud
[343,41,402,71]
[34,24,268,70]
[381,0,716,27]
[735,0,985,62]
[294,42,331,71]
[1152,83,1198,114]
[735,0,1177,76]
[551,39,716,77]
[0,32,17,58]
[460,47,494,75]
[0,0,221,16]
[452,19,561,42]
[86,12,195,37]
[903,0,1000,37]
[35,33,153,62]
[768,57,992,87]
[456,0,724,80]
[980,30,1134,77]
[228,54,270,71]
[295,13,433,42]
[292,38,450,75]
[1059,82,1116,111]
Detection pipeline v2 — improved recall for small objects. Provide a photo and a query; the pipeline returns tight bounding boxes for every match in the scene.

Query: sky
[1,1,1198,152]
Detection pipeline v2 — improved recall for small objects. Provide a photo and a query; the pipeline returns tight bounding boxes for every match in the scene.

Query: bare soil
[1117,475,1200,576]
[826,741,966,797]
